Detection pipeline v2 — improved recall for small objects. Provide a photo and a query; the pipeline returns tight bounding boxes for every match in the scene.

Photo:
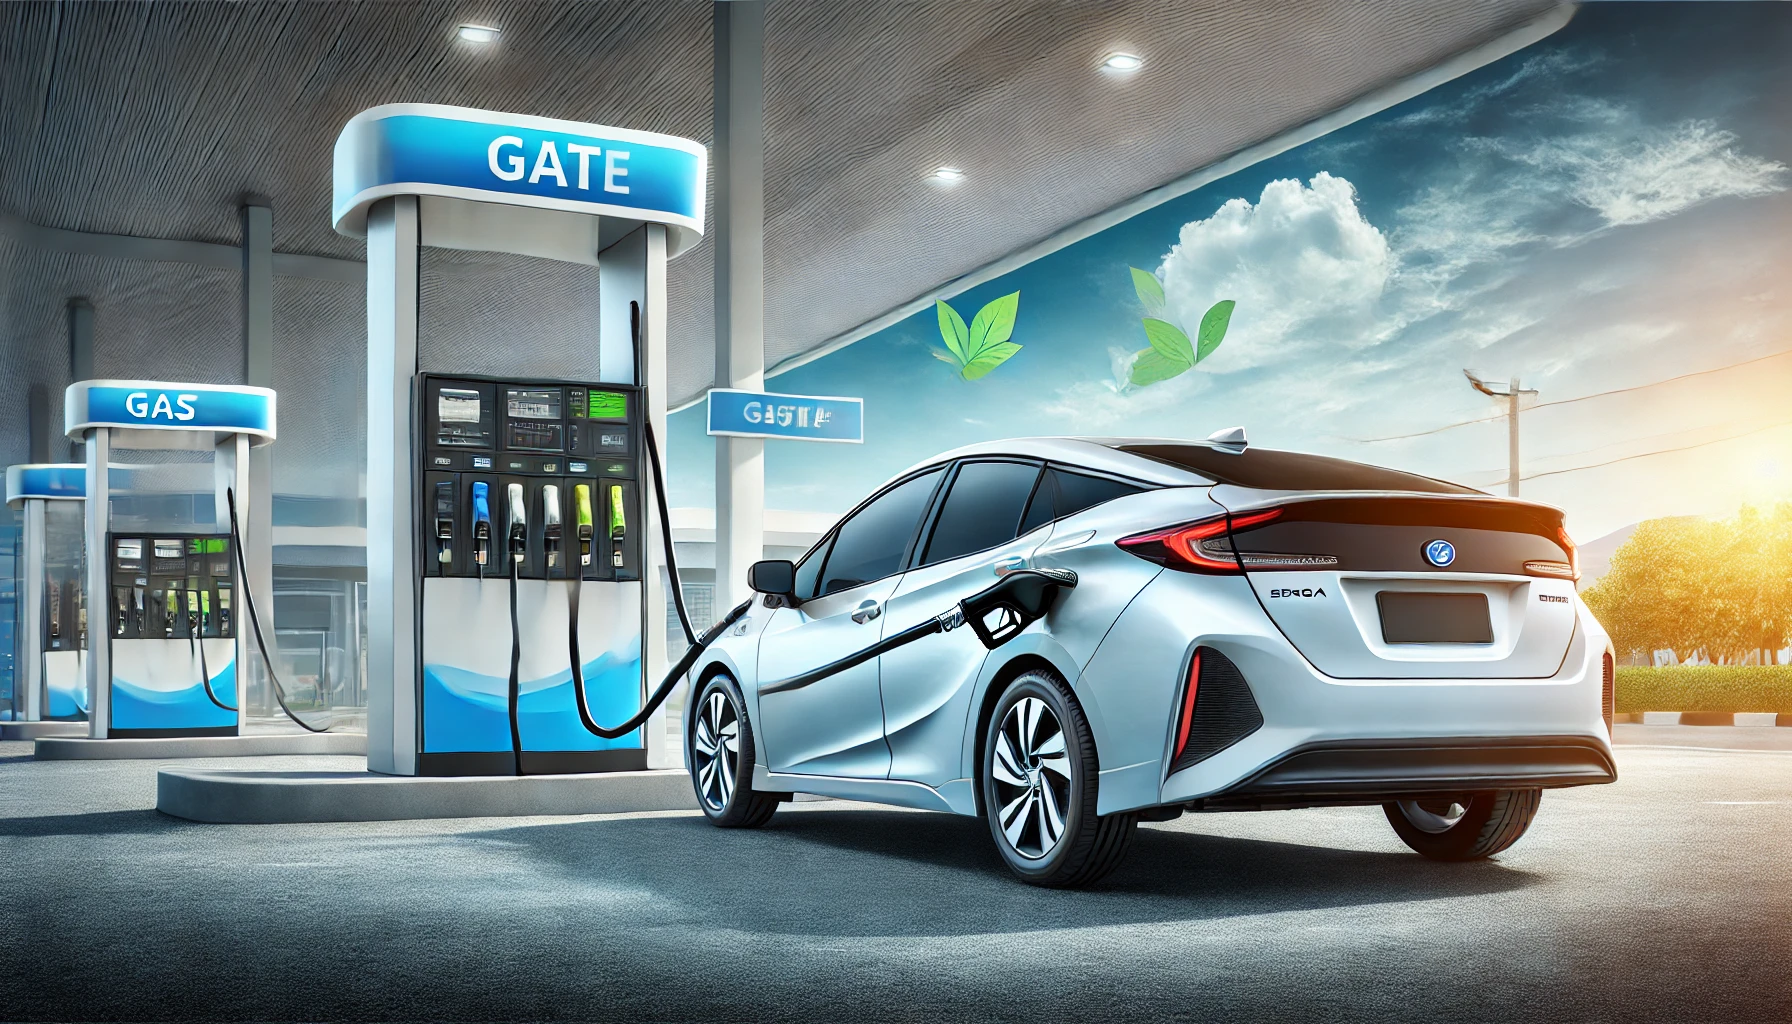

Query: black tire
[689,673,779,828]
[1383,789,1541,861]
[981,668,1136,887]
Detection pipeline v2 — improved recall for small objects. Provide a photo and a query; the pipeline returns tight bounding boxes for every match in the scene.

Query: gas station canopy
[0,0,1561,413]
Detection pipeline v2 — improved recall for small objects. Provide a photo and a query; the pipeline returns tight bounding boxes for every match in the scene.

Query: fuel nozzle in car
[542,484,563,569]
[760,569,1078,697]
[506,483,528,564]
[471,481,492,567]
[955,568,1079,649]
[574,483,594,568]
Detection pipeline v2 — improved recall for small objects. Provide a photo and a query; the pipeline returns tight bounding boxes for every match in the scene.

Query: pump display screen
[506,389,561,420]
[587,390,627,421]
[439,389,482,423]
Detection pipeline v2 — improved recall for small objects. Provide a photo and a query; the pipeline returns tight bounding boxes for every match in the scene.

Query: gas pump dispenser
[6,464,90,723]
[64,380,275,738]
[336,103,706,776]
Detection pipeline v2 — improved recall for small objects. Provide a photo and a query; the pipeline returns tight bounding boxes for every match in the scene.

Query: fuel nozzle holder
[574,483,595,567]
[471,481,492,566]
[434,481,455,564]
[608,483,627,569]
[505,482,528,563]
[542,484,563,569]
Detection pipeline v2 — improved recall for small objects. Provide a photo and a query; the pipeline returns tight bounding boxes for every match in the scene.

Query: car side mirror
[748,559,797,602]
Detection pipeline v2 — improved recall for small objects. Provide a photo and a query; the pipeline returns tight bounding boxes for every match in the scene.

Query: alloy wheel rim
[1399,798,1468,834]
[693,690,740,812]
[991,696,1072,860]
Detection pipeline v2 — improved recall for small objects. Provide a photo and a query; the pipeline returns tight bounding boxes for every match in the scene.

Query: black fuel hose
[225,488,330,733]
[507,556,524,773]
[194,619,236,712]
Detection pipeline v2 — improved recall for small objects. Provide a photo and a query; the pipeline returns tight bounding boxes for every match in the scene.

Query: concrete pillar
[241,202,276,714]
[712,0,767,612]
[66,298,92,462]
[364,196,421,776]
[27,384,51,464]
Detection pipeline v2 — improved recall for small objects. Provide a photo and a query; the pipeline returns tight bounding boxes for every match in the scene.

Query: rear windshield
[1115,443,1481,495]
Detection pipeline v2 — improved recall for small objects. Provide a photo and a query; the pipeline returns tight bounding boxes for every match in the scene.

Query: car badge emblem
[1424,539,1456,567]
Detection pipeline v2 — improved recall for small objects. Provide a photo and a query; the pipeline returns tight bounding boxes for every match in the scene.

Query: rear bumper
[1188,735,1616,811]
[1076,570,1617,814]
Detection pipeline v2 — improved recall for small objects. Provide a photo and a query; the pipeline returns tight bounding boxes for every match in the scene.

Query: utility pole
[1464,370,1537,496]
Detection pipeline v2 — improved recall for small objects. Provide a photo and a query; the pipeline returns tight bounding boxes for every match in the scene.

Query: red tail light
[1559,526,1581,582]
[1117,507,1283,573]
[1173,648,1202,760]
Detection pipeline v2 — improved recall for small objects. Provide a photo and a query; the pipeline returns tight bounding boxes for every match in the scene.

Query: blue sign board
[5,464,85,506]
[65,380,276,446]
[333,103,707,254]
[707,389,864,444]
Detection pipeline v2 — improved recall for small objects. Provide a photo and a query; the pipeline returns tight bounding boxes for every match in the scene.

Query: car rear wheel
[1383,789,1541,861]
[689,674,779,828]
[981,669,1135,887]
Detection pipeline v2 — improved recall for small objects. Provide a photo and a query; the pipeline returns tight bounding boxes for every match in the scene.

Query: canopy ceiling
[0,0,1563,417]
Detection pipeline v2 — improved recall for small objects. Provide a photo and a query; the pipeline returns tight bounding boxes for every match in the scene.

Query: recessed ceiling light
[930,166,965,182]
[457,23,500,44]
[1102,52,1144,72]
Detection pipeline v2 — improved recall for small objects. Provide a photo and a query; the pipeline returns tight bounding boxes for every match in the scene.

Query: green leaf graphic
[1141,318,1195,366]
[1195,299,1235,363]
[931,350,961,365]
[1129,347,1188,387]
[966,291,1020,360]
[1130,267,1166,317]
[961,341,1022,380]
[936,300,970,363]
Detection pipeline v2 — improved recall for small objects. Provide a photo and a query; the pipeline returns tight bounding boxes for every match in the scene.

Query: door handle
[994,555,1029,577]
[851,599,882,624]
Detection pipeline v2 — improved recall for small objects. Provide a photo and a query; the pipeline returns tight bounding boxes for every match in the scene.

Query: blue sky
[670,3,1792,540]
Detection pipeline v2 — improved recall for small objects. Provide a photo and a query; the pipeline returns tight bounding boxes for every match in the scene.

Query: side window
[817,468,944,596]
[792,534,832,601]
[1020,468,1143,532]
[1052,469,1143,520]
[920,461,1042,567]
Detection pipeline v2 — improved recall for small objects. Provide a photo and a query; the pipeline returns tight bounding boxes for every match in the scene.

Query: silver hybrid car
[683,433,1617,887]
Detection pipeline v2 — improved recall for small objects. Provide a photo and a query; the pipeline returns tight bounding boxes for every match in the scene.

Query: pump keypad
[421,375,644,582]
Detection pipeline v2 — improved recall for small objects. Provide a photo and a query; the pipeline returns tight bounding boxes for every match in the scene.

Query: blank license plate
[1377,592,1493,644]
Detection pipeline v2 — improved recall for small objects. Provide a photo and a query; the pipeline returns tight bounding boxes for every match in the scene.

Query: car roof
[885,436,1500,499]
[887,437,1208,487]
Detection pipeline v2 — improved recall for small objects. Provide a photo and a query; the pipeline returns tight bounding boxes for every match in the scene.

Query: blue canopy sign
[707,389,863,444]
[332,103,707,256]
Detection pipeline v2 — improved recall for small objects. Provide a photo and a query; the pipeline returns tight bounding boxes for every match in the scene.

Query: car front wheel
[981,668,1135,887]
[689,673,779,828]
[1383,790,1541,861]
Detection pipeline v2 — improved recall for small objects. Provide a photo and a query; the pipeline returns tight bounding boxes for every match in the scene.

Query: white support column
[83,428,109,739]
[20,501,45,722]
[215,433,252,728]
[712,0,767,611]
[365,197,421,775]
[599,224,675,769]
[241,203,276,715]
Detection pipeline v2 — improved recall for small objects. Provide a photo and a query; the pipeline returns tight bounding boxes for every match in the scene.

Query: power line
[1528,347,1792,412]
[1350,347,1792,443]
[1518,417,1792,482]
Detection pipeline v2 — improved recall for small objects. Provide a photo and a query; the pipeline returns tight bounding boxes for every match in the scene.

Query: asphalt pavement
[0,730,1787,1023]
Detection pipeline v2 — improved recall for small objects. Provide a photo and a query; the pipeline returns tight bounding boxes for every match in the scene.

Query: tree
[1582,503,1792,663]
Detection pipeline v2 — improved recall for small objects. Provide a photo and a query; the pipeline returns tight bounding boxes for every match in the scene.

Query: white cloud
[1515,119,1787,227]
[1155,172,1395,371]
